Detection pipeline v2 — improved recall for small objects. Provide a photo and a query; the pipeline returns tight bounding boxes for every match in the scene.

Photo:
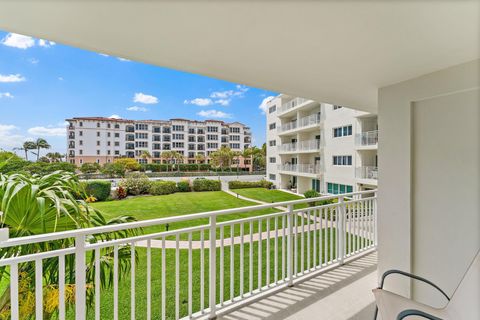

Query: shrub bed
[228,180,273,189]
[176,180,191,192]
[81,180,112,201]
[149,180,177,195]
[120,172,151,195]
[192,178,221,192]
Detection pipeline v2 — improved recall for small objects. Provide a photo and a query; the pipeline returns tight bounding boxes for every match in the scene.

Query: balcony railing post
[373,191,378,247]
[209,215,217,319]
[287,204,294,287]
[75,234,86,320]
[338,196,345,265]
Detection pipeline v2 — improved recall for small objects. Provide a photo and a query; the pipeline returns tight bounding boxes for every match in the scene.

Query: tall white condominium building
[266,95,378,195]
[66,117,252,166]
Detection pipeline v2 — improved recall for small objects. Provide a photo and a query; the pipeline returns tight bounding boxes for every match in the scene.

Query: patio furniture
[373,250,479,319]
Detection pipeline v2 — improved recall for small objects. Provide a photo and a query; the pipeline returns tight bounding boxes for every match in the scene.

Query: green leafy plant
[119,172,151,195]
[149,180,177,195]
[0,171,140,318]
[80,162,101,175]
[228,180,273,189]
[101,162,126,178]
[81,180,112,201]
[192,178,221,192]
[303,189,320,207]
[176,180,191,192]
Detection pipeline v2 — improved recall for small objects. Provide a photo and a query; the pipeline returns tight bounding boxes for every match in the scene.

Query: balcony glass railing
[279,113,321,133]
[356,166,378,180]
[355,130,378,146]
[278,139,321,153]
[278,97,310,114]
[278,163,323,174]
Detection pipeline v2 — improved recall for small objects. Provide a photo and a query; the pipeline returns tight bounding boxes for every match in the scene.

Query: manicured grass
[91,191,278,238]
[232,188,308,209]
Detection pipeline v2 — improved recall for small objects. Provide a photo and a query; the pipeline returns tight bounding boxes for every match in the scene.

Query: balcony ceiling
[0,1,478,113]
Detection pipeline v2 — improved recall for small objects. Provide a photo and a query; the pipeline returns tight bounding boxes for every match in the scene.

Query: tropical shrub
[115,158,141,171]
[0,171,140,318]
[141,163,169,172]
[228,180,273,189]
[116,186,127,199]
[101,162,126,177]
[120,172,151,195]
[176,180,191,192]
[304,189,320,207]
[192,178,221,192]
[80,162,100,174]
[149,180,177,195]
[81,180,112,201]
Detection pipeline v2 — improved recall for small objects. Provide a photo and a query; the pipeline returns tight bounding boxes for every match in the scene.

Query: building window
[135,133,148,139]
[173,133,184,140]
[229,127,240,133]
[327,182,353,194]
[269,157,276,163]
[269,174,276,180]
[269,105,277,114]
[79,122,83,127]
[135,124,149,130]
[79,159,83,164]
[96,141,100,146]
[107,123,111,129]
[229,135,240,141]
[107,132,111,137]
[333,105,343,110]
[96,150,100,155]
[173,142,184,148]
[229,143,240,149]
[115,150,120,155]
[135,141,148,148]
[333,155,352,166]
[79,131,83,136]
[115,124,120,129]
[333,125,353,137]
[172,125,184,131]
[114,142,120,147]
[269,140,276,147]
[79,140,83,146]
[312,179,321,192]
[207,126,218,133]
[79,150,83,155]
[269,122,276,130]
[107,150,111,155]
[115,133,120,138]
[107,141,111,146]
[97,132,100,137]
[207,134,218,141]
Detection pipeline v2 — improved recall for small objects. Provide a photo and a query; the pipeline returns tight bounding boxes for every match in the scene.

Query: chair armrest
[397,309,444,320]
[379,269,450,301]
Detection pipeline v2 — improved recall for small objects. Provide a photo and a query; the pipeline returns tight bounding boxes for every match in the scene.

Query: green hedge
[192,178,221,192]
[228,180,273,189]
[149,180,177,195]
[176,180,191,192]
[141,163,212,172]
[81,181,112,201]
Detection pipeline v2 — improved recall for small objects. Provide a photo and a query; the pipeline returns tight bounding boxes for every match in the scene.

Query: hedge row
[149,180,178,195]
[81,181,112,201]
[192,179,221,192]
[141,163,212,172]
[228,180,273,189]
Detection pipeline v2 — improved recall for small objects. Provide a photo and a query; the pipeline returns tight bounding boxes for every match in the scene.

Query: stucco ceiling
[0,1,478,113]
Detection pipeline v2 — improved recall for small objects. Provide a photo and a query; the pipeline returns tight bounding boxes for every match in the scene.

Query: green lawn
[91,191,279,238]
[231,188,308,209]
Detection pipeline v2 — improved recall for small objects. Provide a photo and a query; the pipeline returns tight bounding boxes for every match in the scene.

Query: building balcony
[278,113,321,135]
[278,163,323,176]
[278,97,316,116]
[278,139,321,154]
[356,166,379,185]
[355,130,378,149]
[0,191,377,320]
[68,133,75,139]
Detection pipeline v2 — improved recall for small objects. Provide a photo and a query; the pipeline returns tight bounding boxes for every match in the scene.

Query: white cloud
[58,77,64,81]
[210,85,249,100]
[197,109,232,119]
[27,126,65,137]
[109,114,121,119]
[214,99,230,106]
[258,96,275,114]
[0,124,24,148]
[29,58,39,64]
[210,90,234,99]
[1,33,35,49]
[127,106,148,112]
[38,39,56,47]
[0,74,26,83]
[0,92,13,99]
[117,57,130,62]
[133,92,158,104]
[98,53,109,57]
[184,98,213,106]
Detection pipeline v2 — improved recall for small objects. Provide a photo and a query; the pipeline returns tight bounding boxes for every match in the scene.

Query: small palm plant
[0,170,140,319]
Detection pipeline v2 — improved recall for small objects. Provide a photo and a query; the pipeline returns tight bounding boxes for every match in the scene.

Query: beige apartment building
[66,117,252,166]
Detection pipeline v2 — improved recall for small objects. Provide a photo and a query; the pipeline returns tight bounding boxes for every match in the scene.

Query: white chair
[373,250,479,319]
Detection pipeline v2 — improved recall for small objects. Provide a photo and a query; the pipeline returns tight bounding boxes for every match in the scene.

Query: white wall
[378,59,480,304]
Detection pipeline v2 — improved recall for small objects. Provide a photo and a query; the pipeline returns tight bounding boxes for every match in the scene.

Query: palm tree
[46,152,63,163]
[161,151,174,171]
[140,150,152,163]
[0,171,139,318]
[210,146,234,172]
[33,138,51,161]
[172,151,184,172]
[241,147,253,172]
[14,141,36,161]
[194,154,205,171]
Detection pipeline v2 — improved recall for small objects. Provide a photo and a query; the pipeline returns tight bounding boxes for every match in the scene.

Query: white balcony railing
[356,166,378,180]
[0,191,377,320]
[279,113,321,133]
[278,163,323,174]
[278,97,309,114]
[278,139,321,153]
[355,130,379,146]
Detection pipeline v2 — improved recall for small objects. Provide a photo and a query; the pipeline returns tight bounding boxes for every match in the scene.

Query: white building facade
[266,95,378,194]
[66,117,252,166]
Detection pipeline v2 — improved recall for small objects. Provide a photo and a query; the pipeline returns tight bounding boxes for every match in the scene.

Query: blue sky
[0,31,276,156]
